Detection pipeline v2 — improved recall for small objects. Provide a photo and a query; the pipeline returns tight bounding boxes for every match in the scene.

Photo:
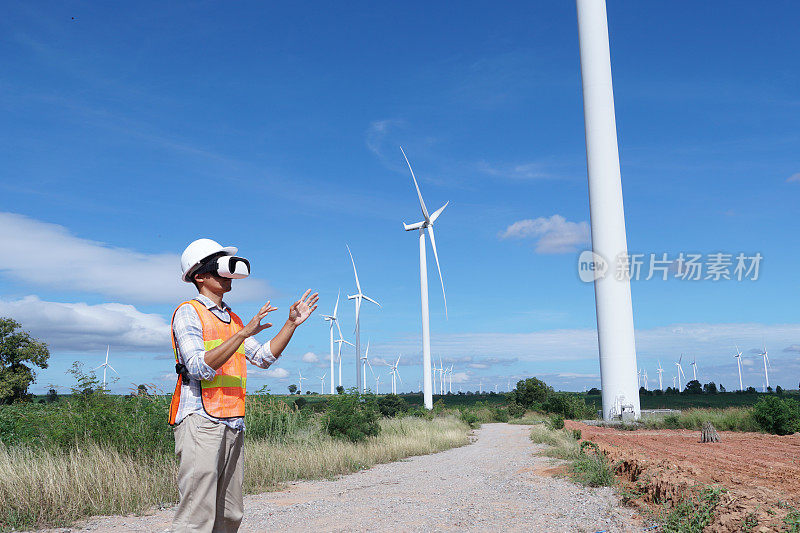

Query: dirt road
[41,423,639,532]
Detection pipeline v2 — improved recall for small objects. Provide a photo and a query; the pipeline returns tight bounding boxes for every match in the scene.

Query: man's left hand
[288,289,319,326]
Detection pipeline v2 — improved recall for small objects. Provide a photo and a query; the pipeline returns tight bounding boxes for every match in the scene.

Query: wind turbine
[437,357,445,395]
[321,291,342,395]
[656,360,664,391]
[93,345,119,391]
[758,343,771,390]
[675,355,686,392]
[361,340,374,393]
[690,356,698,382]
[642,368,649,391]
[318,373,327,395]
[298,370,307,394]
[479,380,483,394]
[346,244,381,394]
[734,346,744,391]
[448,365,454,394]
[388,355,402,395]
[375,374,381,395]
[672,375,677,389]
[401,147,449,411]
[334,332,354,390]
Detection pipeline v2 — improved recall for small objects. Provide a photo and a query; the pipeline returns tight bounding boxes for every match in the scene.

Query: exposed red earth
[566,421,800,532]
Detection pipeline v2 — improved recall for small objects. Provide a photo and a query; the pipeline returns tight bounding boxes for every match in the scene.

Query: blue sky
[1,1,798,395]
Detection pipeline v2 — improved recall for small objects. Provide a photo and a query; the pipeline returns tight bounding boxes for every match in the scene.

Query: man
[168,238,318,532]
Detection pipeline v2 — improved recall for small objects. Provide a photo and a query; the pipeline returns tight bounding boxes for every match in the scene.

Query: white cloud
[783,345,800,353]
[475,160,551,180]
[365,119,405,160]
[0,296,170,352]
[786,173,800,183]
[301,352,319,363]
[468,363,488,369]
[0,212,272,303]
[499,215,590,254]
[261,367,290,379]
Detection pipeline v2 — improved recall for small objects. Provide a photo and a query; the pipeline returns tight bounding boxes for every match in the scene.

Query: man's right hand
[241,301,278,338]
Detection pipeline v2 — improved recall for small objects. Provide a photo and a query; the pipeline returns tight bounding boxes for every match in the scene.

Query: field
[567,420,800,532]
[0,393,472,531]
[579,390,800,412]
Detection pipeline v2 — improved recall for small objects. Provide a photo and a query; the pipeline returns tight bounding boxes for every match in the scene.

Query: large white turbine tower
[577,0,640,420]
[734,346,744,391]
[93,345,119,391]
[346,244,381,395]
[400,147,448,411]
[321,291,342,395]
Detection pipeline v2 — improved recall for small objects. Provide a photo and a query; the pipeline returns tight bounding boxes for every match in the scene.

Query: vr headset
[194,255,251,279]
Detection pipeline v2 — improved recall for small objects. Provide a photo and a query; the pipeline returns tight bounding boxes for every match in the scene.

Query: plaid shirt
[172,294,276,431]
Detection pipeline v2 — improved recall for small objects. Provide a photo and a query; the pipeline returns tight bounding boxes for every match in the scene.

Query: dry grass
[0,416,469,530]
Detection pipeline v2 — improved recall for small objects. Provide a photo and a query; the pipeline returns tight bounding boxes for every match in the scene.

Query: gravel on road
[36,423,640,532]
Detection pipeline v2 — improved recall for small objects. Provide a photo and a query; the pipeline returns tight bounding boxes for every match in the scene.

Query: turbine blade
[400,146,430,221]
[362,295,381,308]
[396,354,401,367]
[107,365,119,375]
[92,365,103,371]
[365,340,370,357]
[403,220,426,231]
[429,201,449,223]
[426,225,447,319]
[333,290,340,319]
[346,244,361,294]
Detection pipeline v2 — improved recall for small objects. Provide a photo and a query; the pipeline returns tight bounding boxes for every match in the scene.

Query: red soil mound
[566,421,800,532]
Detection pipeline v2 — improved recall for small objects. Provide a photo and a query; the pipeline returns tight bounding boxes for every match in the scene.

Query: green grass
[657,486,724,533]
[528,425,615,486]
[642,407,760,432]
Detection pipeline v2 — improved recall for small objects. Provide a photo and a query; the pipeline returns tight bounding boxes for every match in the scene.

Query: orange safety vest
[168,299,247,425]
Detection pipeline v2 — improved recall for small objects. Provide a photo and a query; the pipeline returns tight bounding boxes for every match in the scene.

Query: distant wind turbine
[734,346,744,391]
[321,291,342,395]
[656,361,664,391]
[318,373,327,395]
[401,146,449,410]
[298,370,307,394]
[690,356,698,382]
[675,355,687,392]
[758,343,771,390]
[346,244,381,394]
[93,345,119,391]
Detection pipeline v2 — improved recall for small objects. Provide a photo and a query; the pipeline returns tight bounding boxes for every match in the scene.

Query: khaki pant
[172,414,244,533]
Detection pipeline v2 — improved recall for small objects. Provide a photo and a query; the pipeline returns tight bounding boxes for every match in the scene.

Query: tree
[719,383,726,393]
[45,387,58,403]
[684,380,703,394]
[703,382,718,394]
[288,384,297,394]
[587,387,601,395]
[0,318,50,404]
[511,377,553,408]
[336,385,344,395]
[137,384,149,396]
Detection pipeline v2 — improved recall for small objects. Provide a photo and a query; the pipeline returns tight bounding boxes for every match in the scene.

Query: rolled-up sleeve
[244,337,276,369]
[172,304,217,381]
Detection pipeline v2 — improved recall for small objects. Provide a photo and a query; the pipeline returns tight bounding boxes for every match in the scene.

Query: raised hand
[241,301,278,337]
[288,289,319,326]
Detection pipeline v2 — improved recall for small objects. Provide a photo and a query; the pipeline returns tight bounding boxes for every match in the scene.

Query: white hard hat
[181,238,238,282]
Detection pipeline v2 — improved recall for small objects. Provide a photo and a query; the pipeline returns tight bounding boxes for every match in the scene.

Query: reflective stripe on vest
[168,299,247,425]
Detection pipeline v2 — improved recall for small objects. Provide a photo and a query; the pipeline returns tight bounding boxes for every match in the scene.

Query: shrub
[324,390,380,442]
[460,410,479,428]
[377,394,408,418]
[543,393,593,420]
[492,407,510,423]
[570,441,615,487]
[293,396,307,410]
[752,396,800,435]
[507,402,526,418]
[548,414,565,430]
